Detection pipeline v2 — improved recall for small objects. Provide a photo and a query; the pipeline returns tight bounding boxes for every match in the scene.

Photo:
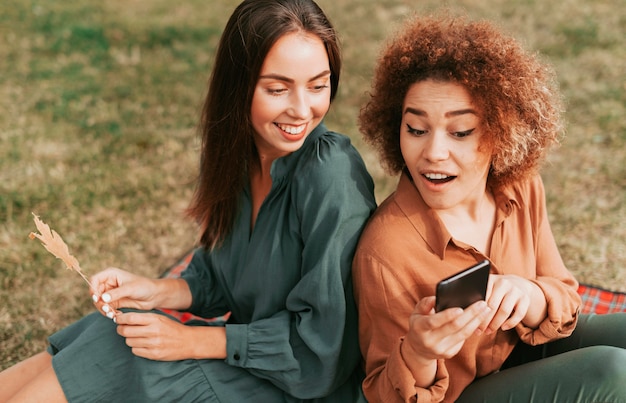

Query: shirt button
[233,353,240,360]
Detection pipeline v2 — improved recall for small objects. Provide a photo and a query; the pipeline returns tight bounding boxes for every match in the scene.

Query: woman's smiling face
[250,31,331,161]
[400,79,492,212]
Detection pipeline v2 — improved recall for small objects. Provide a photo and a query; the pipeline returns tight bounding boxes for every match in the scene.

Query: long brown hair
[186,0,342,249]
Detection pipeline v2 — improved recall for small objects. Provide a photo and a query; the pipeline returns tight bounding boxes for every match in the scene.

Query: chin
[420,194,456,210]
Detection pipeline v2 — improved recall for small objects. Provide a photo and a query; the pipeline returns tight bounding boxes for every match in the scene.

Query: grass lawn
[1,0,624,369]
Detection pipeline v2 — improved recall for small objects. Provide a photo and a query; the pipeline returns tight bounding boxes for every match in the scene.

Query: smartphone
[435,259,491,312]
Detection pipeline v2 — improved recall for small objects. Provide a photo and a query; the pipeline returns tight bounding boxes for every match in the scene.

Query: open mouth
[424,173,456,184]
[275,123,305,136]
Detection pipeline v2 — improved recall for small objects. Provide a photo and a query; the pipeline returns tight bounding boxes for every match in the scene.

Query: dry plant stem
[28,213,97,293]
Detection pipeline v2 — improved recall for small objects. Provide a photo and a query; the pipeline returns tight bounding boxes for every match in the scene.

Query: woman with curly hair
[352,13,626,402]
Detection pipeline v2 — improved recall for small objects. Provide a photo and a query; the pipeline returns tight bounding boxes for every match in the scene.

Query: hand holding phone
[435,260,490,312]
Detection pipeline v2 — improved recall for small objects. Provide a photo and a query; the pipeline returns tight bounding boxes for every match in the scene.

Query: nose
[287,90,311,119]
[423,131,450,162]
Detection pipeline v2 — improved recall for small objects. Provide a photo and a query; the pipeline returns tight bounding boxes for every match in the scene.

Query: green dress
[47,123,376,402]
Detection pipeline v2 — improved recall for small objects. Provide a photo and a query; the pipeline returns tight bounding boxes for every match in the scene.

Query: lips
[423,173,456,184]
[275,123,306,136]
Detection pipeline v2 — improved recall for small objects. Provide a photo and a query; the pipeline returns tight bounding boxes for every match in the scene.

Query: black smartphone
[435,259,491,312]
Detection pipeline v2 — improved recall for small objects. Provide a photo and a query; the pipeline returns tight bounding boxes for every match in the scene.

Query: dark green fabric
[457,313,626,402]
[49,311,222,402]
[48,123,376,402]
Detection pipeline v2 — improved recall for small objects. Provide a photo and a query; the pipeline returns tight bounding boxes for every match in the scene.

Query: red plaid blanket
[160,251,626,323]
[577,283,626,314]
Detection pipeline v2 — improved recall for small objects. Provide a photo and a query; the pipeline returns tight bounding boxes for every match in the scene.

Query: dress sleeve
[180,248,231,319]
[515,176,581,344]
[353,250,449,403]
[224,134,376,399]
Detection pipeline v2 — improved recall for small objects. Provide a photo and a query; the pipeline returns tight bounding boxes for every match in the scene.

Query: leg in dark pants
[457,313,626,403]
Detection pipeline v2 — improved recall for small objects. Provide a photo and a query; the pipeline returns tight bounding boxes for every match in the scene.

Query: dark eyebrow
[258,70,331,83]
[404,107,477,118]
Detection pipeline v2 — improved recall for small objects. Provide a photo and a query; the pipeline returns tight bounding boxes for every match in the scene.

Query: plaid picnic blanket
[577,283,626,314]
[160,251,626,323]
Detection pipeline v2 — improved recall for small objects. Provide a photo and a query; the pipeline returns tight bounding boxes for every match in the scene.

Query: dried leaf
[29,213,94,290]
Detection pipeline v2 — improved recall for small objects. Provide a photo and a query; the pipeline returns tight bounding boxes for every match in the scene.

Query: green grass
[1,0,624,369]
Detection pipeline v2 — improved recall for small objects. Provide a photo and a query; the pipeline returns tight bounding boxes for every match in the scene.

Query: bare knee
[7,363,67,403]
[0,352,54,402]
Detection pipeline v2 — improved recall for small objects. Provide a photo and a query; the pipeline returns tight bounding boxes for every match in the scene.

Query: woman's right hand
[401,296,491,387]
[90,267,159,318]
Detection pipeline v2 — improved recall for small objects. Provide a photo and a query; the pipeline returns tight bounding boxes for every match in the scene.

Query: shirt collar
[393,171,520,259]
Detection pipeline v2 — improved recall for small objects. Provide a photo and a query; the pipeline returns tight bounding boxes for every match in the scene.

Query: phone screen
[435,260,490,312]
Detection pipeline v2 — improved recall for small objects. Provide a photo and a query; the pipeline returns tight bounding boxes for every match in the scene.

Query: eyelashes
[405,124,475,138]
[264,84,329,96]
[454,129,475,138]
[406,124,426,136]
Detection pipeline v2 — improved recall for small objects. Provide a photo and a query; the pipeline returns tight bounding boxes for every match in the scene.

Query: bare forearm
[522,280,548,328]
[154,278,193,310]
[400,340,438,388]
[185,326,227,359]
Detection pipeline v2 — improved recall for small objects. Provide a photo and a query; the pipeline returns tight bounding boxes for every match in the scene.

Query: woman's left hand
[482,274,545,334]
[114,312,217,361]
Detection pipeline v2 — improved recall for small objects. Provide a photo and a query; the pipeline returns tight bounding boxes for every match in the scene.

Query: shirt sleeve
[353,251,449,403]
[515,176,581,344]
[224,133,376,399]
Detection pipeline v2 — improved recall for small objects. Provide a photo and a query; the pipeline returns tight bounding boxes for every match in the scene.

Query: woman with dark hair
[353,13,626,402]
[0,1,375,401]
[187,0,343,250]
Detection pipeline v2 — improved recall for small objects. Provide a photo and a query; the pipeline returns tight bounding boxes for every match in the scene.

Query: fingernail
[92,294,99,303]
[102,304,110,313]
[102,293,112,303]
[113,317,117,324]
[106,311,114,319]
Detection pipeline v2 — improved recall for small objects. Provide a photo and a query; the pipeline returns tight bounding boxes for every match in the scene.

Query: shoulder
[295,128,373,190]
[514,174,545,193]
[499,174,546,208]
[496,175,548,225]
[355,193,414,262]
[301,129,365,171]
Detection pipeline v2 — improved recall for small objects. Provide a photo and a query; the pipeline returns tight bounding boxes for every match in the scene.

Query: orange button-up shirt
[353,172,580,402]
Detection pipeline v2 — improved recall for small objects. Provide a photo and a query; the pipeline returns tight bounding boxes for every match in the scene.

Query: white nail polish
[102,305,110,313]
[106,311,114,319]
[92,294,99,303]
[102,293,112,303]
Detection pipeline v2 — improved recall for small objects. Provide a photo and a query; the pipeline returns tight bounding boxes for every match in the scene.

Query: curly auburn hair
[359,13,565,189]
